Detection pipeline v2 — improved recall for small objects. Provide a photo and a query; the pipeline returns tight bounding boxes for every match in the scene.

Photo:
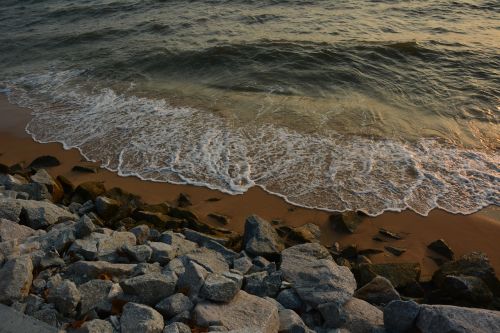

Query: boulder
[72,181,106,203]
[278,309,312,333]
[120,273,177,305]
[177,260,208,298]
[233,255,253,275]
[123,244,153,263]
[287,223,321,244]
[358,262,421,290]
[177,192,192,207]
[438,275,494,307]
[276,288,303,311]
[28,156,60,169]
[56,175,75,195]
[180,248,229,274]
[159,231,198,256]
[0,303,59,333]
[0,198,24,222]
[130,224,150,245]
[78,279,114,315]
[0,218,36,242]
[155,293,194,318]
[243,215,284,260]
[76,319,113,333]
[416,304,500,333]
[281,243,356,308]
[427,239,454,260]
[383,300,421,333]
[244,271,281,298]
[163,322,191,333]
[95,196,120,219]
[433,252,500,296]
[149,241,176,265]
[97,230,136,261]
[75,215,96,238]
[193,290,280,332]
[200,272,242,302]
[183,228,229,247]
[330,212,363,233]
[0,256,33,304]
[354,276,400,305]
[46,279,81,316]
[319,298,384,332]
[16,199,76,229]
[121,302,164,333]
[64,261,137,284]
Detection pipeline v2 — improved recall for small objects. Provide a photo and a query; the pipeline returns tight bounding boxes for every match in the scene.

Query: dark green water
[0,0,498,215]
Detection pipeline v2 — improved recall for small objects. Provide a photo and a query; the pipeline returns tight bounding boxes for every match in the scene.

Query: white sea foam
[4,71,499,216]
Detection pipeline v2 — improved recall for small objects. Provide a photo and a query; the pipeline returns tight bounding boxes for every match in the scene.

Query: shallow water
[1,0,499,215]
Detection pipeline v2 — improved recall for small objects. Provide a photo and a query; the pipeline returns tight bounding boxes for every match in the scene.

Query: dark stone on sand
[427,239,454,260]
[330,211,363,233]
[287,223,321,244]
[0,163,9,174]
[340,244,358,259]
[372,236,387,242]
[206,197,221,202]
[72,181,106,203]
[359,262,421,290]
[177,193,192,207]
[28,155,61,170]
[72,165,98,173]
[56,175,75,195]
[208,213,229,225]
[385,246,406,256]
[378,228,402,240]
[168,207,199,222]
[358,248,384,256]
[436,275,494,307]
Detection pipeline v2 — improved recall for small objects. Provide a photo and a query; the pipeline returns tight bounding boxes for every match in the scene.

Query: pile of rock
[1,162,500,333]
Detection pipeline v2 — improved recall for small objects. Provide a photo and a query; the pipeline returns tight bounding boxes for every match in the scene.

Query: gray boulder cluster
[1,162,500,332]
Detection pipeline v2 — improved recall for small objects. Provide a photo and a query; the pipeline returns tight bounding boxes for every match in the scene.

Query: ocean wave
[3,70,499,216]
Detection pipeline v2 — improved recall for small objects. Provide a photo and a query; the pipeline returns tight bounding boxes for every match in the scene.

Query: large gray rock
[0,256,33,304]
[276,288,303,311]
[95,196,120,219]
[149,242,176,265]
[76,319,113,333]
[281,243,356,308]
[244,271,281,298]
[383,300,421,333]
[320,298,384,332]
[200,272,242,302]
[416,304,500,333]
[243,215,284,260]
[177,260,209,298]
[123,244,153,263]
[97,231,136,261]
[0,199,23,222]
[78,279,114,315]
[180,248,229,274]
[120,273,177,305]
[162,322,191,333]
[47,279,81,316]
[155,293,193,318]
[193,291,280,332]
[160,231,198,256]
[278,309,312,333]
[121,302,164,333]
[130,225,150,245]
[0,303,59,333]
[64,261,137,284]
[0,218,36,242]
[4,199,76,229]
[354,276,400,306]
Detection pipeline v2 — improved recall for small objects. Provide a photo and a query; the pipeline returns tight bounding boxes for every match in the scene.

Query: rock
[64,261,137,284]
[177,260,208,298]
[276,289,303,311]
[433,252,500,296]
[193,290,280,332]
[78,200,95,215]
[30,169,62,201]
[320,298,384,332]
[133,210,169,226]
[0,218,36,242]
[183,228,229,247]
[177,193,192,207]
[121,302,164,333]
[47,279,80,316]
[427,239,454,260]
[123,244,153,263]
[28,156,60,170]
[97,230,136,261]
[287,223,321,244]
[385,246,406,256]
[243,215,284,261]
[78,279,114,315]
[56,175,75,194]
[75,215,96,238]
[233,255,253,275]
[168,207,198,222]
[155,293,193,318]
[149,241,176,265]
[95,196,120,219]
[340,243,358,259]
[76,319,113,333]
[200,272,242,302]
[25,294,45,315]
[416,304,500,333]
[278,309,312,333]
[281,243,356,308]
[0,198,23,222]
[32,306,59,327]
[0,256,33,304]
[72,181,106,204]
[180,248,230,274]
[354,276,400,306]
[208,213,229,225]
[330,212,363,233]
[378,228,402,240]
[163,322,191,333]
[0,303,59,333]
[68,238,99,261]
[17,199,76,229]
[440,275,494,307]
[130,224,150,245]
[159,231,198,256]
[120,273,177,305]
[72,165,98,173]
[358,262,421,290]
[383,300,421,333]
[244,271,281,298]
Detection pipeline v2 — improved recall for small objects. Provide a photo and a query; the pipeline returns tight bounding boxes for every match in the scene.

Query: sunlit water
[1,0,498,215]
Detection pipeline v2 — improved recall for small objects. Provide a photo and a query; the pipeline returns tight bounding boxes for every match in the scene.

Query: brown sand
[1,94,499,280]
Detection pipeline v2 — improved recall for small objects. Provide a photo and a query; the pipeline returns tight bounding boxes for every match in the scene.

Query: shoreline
[1,94,499,280]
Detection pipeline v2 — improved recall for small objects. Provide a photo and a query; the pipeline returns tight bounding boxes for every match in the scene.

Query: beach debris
[330,211,363,233]
[385,246,407,256]
[28,155,60,170]
[379,228,402,240]
[427,238,454,260]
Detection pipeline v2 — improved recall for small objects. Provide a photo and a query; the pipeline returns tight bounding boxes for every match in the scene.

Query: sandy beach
[1,94,499,280]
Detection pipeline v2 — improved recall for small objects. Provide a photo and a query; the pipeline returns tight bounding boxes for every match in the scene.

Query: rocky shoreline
[1,156,499,333]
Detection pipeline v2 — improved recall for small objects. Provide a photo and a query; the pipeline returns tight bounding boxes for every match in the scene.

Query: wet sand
[1,94,499,280]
